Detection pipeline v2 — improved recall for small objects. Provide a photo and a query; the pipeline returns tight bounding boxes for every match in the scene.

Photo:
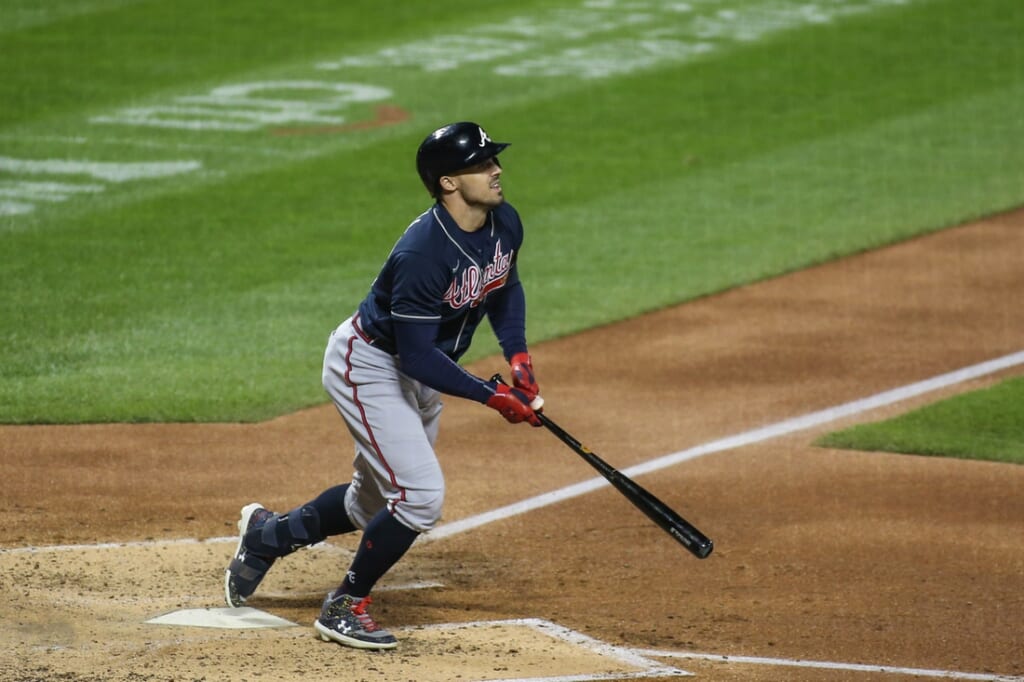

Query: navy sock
[309,484,358,537]
[338,510,419,597]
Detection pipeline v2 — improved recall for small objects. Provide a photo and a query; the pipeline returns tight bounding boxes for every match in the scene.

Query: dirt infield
[2,211,1023,681]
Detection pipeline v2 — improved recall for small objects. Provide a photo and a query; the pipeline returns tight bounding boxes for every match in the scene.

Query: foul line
[634,648,1024,682]
[426,349,1024,541]
[5,350,1023,556]
[405,619,691,680]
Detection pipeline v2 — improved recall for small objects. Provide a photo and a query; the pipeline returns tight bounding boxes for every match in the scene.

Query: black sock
[309,484,358,537]
[338,510,419,597]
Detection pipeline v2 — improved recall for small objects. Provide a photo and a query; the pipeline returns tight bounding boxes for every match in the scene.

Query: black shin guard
[244,505,324,558]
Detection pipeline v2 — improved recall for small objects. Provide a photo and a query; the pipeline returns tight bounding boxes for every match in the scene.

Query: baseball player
[224,121,543,650]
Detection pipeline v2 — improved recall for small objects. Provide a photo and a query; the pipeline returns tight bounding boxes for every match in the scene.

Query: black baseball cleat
[314,592,398,650]
[224,502,276,608]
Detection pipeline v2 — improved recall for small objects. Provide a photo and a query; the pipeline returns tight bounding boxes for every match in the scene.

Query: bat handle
[491,373,546,411]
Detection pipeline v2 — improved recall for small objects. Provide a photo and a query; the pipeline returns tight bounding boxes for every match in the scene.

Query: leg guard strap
[246,505,324,558]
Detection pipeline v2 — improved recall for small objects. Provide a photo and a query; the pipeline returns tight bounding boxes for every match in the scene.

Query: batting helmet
[416,122,510,197]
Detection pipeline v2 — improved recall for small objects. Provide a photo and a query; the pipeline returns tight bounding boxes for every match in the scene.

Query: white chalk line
[426,348,1024,541]
[256,580,444,599]
[403,618,691,681]
[3,536,226,554]
[5,349,1023,558]
[634,648,1024,682]
[5,351,1023,681]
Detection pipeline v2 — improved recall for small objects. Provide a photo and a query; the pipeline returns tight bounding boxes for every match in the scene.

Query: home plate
[146,607,297,629]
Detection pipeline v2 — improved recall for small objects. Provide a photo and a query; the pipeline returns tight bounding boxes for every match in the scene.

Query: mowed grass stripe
[524,80,1024,335]
[2,0,1023,422]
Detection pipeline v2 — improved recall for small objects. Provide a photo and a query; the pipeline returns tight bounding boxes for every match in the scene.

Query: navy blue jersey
[357,201,524,363]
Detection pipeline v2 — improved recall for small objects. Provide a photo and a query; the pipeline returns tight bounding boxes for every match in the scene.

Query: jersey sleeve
[393,319,494,403]
[485,279,528,360]
[485,203,528,357]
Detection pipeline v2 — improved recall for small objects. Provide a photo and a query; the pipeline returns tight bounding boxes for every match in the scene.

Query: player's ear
[438,175,458,193]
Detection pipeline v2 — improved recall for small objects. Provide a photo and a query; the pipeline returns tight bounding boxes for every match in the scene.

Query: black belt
[352,314,397,355]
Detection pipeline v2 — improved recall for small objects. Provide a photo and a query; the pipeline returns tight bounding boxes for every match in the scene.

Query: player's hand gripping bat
[492,375,713,559]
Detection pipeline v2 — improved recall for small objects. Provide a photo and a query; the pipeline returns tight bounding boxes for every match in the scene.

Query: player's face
[448,157,504,208]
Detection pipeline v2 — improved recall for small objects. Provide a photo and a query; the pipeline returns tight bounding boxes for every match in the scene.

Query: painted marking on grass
[633,648,1024,681]
[3,0,918,222]
[0,180,105,206]
[0,157,201,182]
[91,80,393,131]
[271,103,409,136]
[0,156,202,218]
[0,133,302,158]
[84,0,916,135]
[0,0,150,35]
[4,349,1022,556]
[318,0,916,79]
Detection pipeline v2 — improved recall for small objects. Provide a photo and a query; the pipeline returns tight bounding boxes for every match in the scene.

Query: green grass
[817,378,1024,464]
[2,0,1024,422]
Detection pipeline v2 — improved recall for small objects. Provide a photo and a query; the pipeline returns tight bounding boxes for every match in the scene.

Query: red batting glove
[509,352,540,400]
[486,383,542,427]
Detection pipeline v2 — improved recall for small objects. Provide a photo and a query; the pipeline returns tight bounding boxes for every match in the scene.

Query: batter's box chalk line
[145,611,691,680]
[140,609,1023,682]
[633,648,1024,682]
[401,618,693,681]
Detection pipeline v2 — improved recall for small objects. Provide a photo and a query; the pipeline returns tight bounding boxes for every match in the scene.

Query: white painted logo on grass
[87,0,913,134]
[318,0,914,79]
[5,0,914,218]
[0,156,200,218]
[91,80,392,131]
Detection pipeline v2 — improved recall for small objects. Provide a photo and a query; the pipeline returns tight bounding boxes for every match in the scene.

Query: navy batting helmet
[416,122,510,197]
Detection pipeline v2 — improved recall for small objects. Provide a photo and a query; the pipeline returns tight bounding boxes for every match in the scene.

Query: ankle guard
[245,505,324,558]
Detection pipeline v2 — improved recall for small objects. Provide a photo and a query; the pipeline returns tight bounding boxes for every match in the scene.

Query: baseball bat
[492,375,713,559]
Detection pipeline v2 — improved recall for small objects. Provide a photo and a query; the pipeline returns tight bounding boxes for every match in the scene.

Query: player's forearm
[393,321,493,403]
[485,280,528,360]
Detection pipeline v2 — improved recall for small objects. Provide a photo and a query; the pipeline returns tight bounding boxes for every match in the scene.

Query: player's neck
[441,199,488,233]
